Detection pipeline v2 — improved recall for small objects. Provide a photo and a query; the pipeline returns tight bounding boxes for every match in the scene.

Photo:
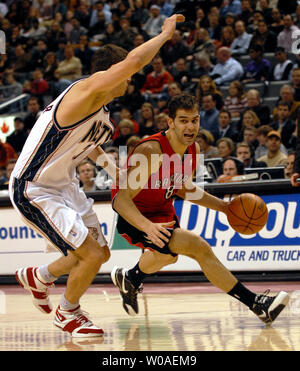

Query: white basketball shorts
[10,177,107,256]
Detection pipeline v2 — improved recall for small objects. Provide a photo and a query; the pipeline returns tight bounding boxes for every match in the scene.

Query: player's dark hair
[168,93,198,120]
[91,44,129,73]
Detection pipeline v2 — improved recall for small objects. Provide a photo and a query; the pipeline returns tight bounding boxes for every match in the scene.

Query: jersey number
[165,185,175,199]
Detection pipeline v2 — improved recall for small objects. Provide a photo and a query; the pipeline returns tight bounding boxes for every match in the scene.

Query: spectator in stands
[220,0,242,17]
[291,68,300,101]
[242,44,271,84]
[116,80,145,117]
[284,151,295,178]
[294,4,300,28]
[215,109,239,142]
[216,137,235,158]
[116,16,138,51]
[69,17,88,44]
[196,129,219,159]
[100,23,119,46]
[113,119,135,148]
[246,89,270,125]
[138,102,156,137]
[214,26,235,50]
[236,141,267,168]
[271,47,293,81]
[0,140,18,168]
[74,35,94,76]
[188,53,214,86]
[187,28,216,63]
[242,125,259,149]
[77,159,100,193]
[210,47,244,86]
[277,14,299,53]
[5,117,28,155]
[54,45,82,94]
[0,158,17,189]
[43,51,58,98]
[130,0,149,29]
[239,0,254,27]
[23,96,41,133]
[196,75,223,111]
[89,1,112,27]
[161,30,190,66]
[157,81,182,114]
[11,44,31,81]
[257,130,288,167]
[1,67,23,102]
[224,80,247,118]
[200,94,220,137]
[255,124,288,159]
[207,12,222,41]
[277,0,298,16]
[168,58,190,88]
[31,38,48,70]
[258,0,273,25]
[241,109,260,128]
[246,10,264,34]
[154,112,169,132]
[271,101,296,149]
[142,5,166,38]
[24,68,49,107]
[217,157,245,183]
[119,106,140,135]
[230,20,252,56]
[273,85,300,121]
[74,1,90,29]
[291,111,300,186]
[141,55,174,102]
[45,21,66,53]
[269,8,284,36]
[248,20,277,53]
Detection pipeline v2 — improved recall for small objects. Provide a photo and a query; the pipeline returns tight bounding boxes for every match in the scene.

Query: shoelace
[74,309,93,326]
[255,289,271,305]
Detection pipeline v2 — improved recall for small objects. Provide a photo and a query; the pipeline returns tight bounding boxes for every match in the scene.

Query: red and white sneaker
[53,305,104,338]
[15,267,54,314]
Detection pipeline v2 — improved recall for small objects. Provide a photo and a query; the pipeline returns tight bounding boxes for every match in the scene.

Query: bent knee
[99,244,110,263]
[159,252,178,265]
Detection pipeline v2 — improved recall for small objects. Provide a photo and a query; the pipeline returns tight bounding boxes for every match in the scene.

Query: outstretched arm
[56,14,185,127]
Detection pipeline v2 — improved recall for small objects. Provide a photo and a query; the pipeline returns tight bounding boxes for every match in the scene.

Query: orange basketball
[227,193,268,235]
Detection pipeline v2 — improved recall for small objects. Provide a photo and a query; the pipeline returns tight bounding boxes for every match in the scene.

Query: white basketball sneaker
[15,267,54,314]
[54,305,104,338]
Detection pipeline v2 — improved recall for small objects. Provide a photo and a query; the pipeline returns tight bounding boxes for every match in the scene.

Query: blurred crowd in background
[0,0,299,191]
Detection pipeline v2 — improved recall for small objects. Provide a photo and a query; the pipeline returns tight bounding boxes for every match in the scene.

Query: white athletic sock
[37,265,57,283]
[59,294,79,311]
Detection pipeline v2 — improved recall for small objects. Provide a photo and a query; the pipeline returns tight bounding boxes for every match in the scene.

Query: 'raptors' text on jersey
[11,82,114,188]
[112,131,196,222]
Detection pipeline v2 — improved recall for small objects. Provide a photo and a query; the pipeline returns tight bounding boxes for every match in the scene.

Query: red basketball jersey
[111,132,197,223]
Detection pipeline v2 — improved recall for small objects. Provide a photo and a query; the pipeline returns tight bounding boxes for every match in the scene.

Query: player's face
[170,108,200,146]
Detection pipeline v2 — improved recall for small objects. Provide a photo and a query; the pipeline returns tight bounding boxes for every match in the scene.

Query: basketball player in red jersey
[111,94,289,324]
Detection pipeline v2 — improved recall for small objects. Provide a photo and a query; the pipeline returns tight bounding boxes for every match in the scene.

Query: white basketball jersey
[11,82,114,188]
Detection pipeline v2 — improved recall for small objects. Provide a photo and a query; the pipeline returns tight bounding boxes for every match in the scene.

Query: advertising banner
[0,193,299,274]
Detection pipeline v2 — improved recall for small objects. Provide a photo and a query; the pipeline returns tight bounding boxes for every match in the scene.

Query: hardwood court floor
[0,281,299,351]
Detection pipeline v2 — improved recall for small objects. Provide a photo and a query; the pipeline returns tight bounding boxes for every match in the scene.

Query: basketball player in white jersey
[9,14,185,338]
